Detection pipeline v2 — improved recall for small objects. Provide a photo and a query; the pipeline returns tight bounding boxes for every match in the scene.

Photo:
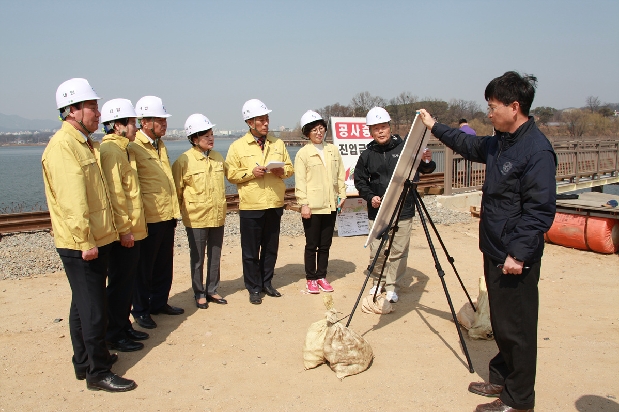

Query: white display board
[331,117,374,196]
[364,114,431,247]
[336,198,370,237]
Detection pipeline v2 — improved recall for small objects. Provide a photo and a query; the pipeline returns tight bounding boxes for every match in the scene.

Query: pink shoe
[306,280,320,294]
[316,278,334,292]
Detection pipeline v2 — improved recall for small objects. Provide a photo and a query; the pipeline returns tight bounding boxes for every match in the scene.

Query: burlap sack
[456,277,493,340]
[468,277,493,340]
[323,311,374,379]
[361,294,394,314]
[302,309,336,370]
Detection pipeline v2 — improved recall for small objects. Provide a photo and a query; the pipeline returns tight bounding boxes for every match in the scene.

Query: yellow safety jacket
[172,146,227,228]
[100,133,148,240]
[294,143,346,214]
[41,122,117,250]
[225,132,294,210]
[128,130,180,223]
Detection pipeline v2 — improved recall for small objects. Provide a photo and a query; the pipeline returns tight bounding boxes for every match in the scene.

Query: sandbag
[468,277,493,340]
[302,310,335,370]
[545,212,619,254]
[361,294,394,315]
[323,311,374,379]
[457,277,493,340]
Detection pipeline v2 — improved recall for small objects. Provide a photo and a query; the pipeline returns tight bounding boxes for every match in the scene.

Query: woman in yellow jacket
[172,114,227,309]
[99,98,149,351]
[294,111,346,294]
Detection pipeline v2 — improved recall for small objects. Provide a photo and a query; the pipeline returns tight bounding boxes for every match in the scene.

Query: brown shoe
[469,381,504,397]
[475,399,533,412]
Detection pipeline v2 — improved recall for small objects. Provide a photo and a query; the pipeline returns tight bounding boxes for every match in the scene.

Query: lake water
[0,138,301,212]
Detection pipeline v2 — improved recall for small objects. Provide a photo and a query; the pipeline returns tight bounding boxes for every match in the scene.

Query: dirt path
[1,221,618,411]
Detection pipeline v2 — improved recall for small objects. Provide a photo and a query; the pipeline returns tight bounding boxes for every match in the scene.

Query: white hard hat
[135,96,172,118]
[100,99,137,123]
[242,99,271,121]
[366,107,391,126]
[184,113,216,137]
[300,110,323,129]
[56,78,100,109]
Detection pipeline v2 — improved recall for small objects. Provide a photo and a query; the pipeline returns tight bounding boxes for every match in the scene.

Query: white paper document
[265,161,285,170]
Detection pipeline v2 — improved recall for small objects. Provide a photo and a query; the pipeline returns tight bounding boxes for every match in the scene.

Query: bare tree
[350,91,385,116]
[586,96,601,113]
[562,109,588,137]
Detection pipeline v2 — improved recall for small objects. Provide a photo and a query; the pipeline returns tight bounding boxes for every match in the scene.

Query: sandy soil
[1,221,618,411]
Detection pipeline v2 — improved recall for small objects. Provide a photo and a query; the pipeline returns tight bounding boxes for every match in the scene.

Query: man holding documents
[225,99,294,304]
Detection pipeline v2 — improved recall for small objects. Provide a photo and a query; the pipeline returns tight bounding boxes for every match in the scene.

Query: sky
[0,0,617,130]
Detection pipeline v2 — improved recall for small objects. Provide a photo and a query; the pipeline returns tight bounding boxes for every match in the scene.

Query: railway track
[0,175,445,236]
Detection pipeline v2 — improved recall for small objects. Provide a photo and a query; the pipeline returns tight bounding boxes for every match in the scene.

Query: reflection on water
[0,139,301,212]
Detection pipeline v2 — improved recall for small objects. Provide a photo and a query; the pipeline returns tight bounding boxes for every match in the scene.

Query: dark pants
[132,219,176,316]
[106,240,141,342]
[484,254,541,410]
[239,208,282,293]
[186,226,224,298]
[58,244,113,381]
[302,211,337,280]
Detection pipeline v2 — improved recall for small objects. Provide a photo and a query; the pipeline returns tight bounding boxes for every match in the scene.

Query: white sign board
[336,198,370,237]
[331,117,374,196]
[364,114,431,247]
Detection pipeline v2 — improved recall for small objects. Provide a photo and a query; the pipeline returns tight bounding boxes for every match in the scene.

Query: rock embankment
[0,196,472,279]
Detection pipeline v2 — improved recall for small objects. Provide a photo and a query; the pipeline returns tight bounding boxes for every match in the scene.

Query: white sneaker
[369,285,383,295]
[386,291,399,303]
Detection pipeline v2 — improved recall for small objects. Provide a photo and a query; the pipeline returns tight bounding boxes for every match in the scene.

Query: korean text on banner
[331,117,373,196]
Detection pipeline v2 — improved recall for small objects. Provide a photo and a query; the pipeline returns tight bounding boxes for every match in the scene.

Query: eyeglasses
[487,103,513,114]
[310,126,326,134]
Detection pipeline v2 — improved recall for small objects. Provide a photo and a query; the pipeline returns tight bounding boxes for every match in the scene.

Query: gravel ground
[0,196,472,279]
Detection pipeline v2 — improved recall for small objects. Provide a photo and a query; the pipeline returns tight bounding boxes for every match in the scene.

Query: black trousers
[106,240,141,342]
[58,244,113,381]
[302,211,337,280]
[239,208,282,293]
[484,254,541,410]
[186,226,224,298]
[132,219,176,316]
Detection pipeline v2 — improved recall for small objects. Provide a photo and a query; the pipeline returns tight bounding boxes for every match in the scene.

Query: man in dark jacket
[419,71,556,412]
[354,106,435,303]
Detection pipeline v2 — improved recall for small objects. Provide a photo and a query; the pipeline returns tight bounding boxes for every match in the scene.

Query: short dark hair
[458,118,468,125]
[484,71,537,116]
[302,119,328,137]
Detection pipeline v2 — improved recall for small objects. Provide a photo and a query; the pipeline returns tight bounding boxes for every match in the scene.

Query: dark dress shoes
[126,327,149,341]
[75,354,117,380]
[262,285,281,297]
[206,295,228,305]
[249,291,262,304]
[469,381,504,397]
[195,297,209,309]
[134,314,157,329]
[151,304,184,315]
[87,373,137,392]
[108,338,144,352]
[475,399,533,412]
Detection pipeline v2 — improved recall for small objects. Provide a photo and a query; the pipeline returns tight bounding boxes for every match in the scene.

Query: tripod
[345,159,476,373]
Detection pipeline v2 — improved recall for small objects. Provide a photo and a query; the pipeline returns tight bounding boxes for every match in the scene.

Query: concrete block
[437,191,482,211]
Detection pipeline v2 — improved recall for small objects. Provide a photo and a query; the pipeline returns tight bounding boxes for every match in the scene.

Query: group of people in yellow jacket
[42,78,347,392]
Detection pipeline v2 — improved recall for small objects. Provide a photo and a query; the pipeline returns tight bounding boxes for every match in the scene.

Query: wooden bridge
[427,138,619,195]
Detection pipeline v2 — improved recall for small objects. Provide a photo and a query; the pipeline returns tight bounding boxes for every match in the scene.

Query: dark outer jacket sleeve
[507,150,557,262]
[432,123,490,164]
[417,160,436,175]
[353,153,374,203]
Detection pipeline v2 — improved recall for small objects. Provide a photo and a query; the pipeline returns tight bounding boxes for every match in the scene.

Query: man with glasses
[225,99,294,304]
[42,78,136,391]
[354,106,435,304]
[129,96,183,329]
[419,71,557,412]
